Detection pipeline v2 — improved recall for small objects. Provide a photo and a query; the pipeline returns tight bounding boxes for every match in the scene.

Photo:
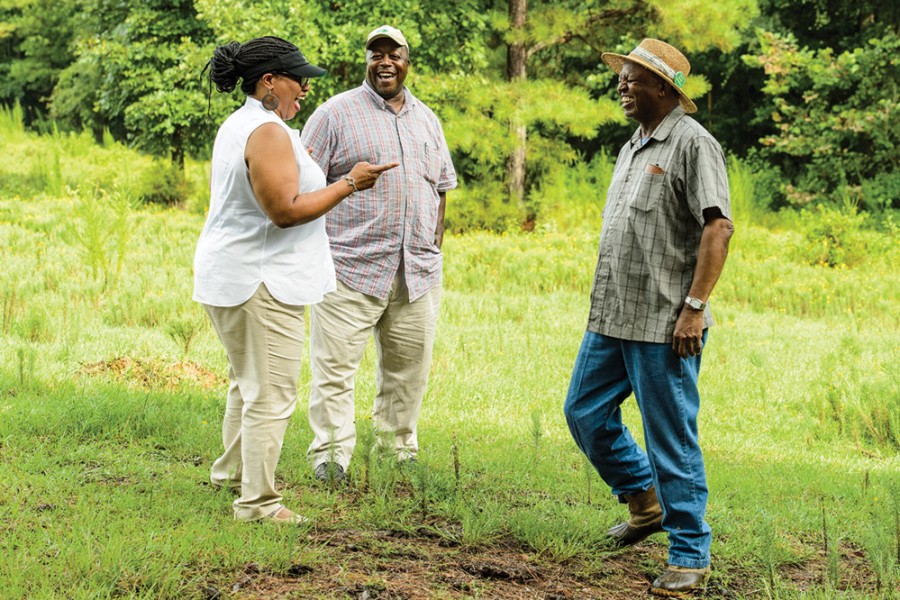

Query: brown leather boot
[606,485,664,548]
[649,565,710,597]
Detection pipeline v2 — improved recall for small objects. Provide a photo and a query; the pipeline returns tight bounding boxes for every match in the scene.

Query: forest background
[1,0,899,598]
[2,0,898,227]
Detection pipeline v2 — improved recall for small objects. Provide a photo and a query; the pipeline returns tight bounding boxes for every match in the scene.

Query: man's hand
[672,308,704,357]
[671,211,733,358]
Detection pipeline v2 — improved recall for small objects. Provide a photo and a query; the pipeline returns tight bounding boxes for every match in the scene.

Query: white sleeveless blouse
[193,97,336,307]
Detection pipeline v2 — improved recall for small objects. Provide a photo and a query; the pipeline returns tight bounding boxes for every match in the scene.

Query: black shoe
[314,462,346,485]
[649,566,710,597]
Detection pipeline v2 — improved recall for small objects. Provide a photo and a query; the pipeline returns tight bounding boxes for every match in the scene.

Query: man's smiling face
[366,39,409,101]
[617,61,666,125]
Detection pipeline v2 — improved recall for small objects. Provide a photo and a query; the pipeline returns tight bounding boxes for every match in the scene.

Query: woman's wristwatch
[342,175,359,194]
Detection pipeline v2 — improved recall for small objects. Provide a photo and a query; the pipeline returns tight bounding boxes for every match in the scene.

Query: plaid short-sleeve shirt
[300,82,457,301]
[588,107,731,343]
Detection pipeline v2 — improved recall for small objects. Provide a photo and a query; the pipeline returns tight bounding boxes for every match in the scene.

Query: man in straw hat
[563,39,734,596]
[301,25,456,485]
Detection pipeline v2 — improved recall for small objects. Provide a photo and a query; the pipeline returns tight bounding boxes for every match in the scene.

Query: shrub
[795,203,869,268]
[444,180,523,234]
[134,158,192,206]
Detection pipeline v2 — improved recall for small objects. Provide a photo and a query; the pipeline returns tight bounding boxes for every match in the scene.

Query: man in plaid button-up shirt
[301,26,456,482]
[563,39,733,596]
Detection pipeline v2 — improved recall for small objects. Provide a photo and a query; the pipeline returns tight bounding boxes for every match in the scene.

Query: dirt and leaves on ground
[194,486,886,599]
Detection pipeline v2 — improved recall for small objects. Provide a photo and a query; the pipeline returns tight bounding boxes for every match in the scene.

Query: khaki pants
[204,284,304,521]
[307,274,442,469]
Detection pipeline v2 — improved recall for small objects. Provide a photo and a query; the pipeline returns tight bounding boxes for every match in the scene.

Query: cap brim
[291,63,327,78]
[600,52,697,114]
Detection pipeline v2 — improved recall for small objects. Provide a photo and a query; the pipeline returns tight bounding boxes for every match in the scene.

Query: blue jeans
[564,331,711,569]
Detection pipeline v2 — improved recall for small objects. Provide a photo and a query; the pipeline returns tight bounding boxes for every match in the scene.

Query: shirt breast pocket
[421,141,441,184]
[629,170,666,212]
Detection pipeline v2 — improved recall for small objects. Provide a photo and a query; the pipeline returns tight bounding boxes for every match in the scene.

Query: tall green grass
[0,103,208,208]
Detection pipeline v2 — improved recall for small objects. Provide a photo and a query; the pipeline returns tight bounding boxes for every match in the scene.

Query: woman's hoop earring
[262,92,279,111]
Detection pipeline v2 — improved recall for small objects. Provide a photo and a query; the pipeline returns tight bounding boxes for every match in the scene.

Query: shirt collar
[361,79,414,113]
[629,106,686,147]
[245,96,271,113]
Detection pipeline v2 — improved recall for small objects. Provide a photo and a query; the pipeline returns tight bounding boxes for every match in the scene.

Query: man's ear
[659,81,674,99]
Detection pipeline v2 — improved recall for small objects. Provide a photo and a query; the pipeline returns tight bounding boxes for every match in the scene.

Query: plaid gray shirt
[300,82,457,301]
[588,107,731,343]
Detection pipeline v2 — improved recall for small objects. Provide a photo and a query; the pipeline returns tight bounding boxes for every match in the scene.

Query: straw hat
[601,39,697,114]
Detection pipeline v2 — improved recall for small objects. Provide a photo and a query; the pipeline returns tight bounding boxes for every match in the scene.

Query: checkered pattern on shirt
[300,82,457,301]
[587,107,731,343]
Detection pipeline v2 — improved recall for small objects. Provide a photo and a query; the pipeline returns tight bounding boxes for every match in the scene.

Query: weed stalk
[530,409,543,466]
[452,433,460,490]
[583,454,593,505]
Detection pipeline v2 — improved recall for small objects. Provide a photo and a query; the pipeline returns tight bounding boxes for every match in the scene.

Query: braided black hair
[208,36,300,95]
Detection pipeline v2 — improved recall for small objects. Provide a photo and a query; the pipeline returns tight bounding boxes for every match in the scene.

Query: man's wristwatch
[684,296,706,311]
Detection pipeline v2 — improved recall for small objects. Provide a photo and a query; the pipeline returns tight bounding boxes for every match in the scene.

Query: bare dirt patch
[204,527,659,599]
[79,356,225,390]
[779,539,885,595]
[196,526,889,599]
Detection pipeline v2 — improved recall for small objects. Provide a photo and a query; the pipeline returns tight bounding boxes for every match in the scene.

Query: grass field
[1,116,899,598]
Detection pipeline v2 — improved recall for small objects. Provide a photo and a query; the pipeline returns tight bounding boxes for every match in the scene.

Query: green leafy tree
[744,30,899,211]
[482,0,756,225]
[686,0,899,188]
[0,0,81,127]
[50,0,216,168]
[758,0,899,50]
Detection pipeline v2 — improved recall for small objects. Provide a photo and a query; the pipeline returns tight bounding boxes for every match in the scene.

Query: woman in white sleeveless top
[195,37,396,524]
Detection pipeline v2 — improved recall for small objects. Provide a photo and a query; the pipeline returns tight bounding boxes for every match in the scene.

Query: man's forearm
[435,192,447,248]
[687,216,734,302]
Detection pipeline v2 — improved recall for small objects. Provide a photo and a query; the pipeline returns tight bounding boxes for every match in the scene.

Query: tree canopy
[2,0,896,221]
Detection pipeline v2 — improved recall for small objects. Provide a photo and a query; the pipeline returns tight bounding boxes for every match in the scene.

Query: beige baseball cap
[366,25,408,50]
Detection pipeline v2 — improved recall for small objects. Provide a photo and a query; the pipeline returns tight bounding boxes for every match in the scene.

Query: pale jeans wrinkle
[564,331,711,569]
[204,283,304,522]
[308,274,441,469]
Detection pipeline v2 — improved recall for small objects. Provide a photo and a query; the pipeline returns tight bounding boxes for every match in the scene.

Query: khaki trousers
[204,284,304,521]
[307,274,442,469]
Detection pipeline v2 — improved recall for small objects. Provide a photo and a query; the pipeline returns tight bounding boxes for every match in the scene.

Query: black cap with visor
[242,49,327,82]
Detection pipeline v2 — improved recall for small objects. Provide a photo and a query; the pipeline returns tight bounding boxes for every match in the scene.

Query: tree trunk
[506,0,528,222]
[173,128,186,172]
